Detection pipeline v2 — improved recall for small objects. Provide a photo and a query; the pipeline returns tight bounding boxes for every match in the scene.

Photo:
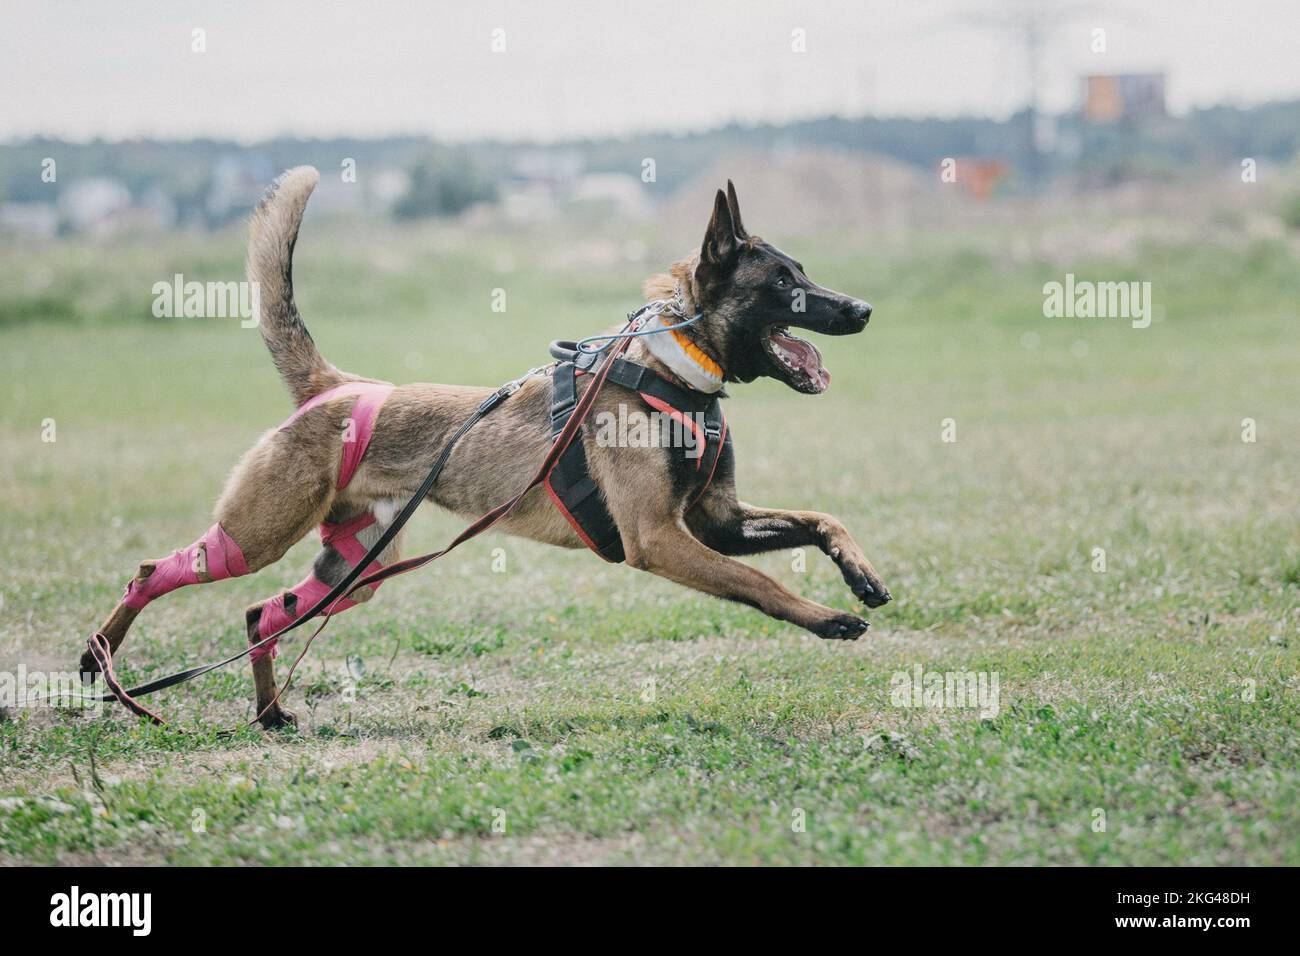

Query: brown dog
[82,167,890,729]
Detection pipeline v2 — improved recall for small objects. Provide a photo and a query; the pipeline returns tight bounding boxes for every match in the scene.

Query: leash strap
[89,335,632,726]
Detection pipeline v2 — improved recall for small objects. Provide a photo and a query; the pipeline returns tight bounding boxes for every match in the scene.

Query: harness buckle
[481,365,545,413]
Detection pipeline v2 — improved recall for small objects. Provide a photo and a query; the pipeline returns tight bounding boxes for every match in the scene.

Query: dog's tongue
[771,330,831,391]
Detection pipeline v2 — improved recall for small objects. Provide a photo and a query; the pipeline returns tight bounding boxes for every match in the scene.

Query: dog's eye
[774,276,789,289]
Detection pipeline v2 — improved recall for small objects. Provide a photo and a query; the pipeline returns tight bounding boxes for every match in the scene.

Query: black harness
[546,340,731,563]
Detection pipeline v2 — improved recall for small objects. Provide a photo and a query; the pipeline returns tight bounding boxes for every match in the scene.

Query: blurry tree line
[3,98,1300,224]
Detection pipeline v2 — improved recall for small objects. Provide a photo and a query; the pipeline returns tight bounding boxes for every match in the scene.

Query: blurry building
[57,177,132,233]
[952,158,1010,201]
[501,148,584,221]
[1083,73,1167,124]
[569,172,653,220]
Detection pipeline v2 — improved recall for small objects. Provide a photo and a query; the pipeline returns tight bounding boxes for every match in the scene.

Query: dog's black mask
[690,181,872,394]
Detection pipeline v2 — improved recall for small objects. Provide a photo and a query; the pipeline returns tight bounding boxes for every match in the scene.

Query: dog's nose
[841,300,872,331]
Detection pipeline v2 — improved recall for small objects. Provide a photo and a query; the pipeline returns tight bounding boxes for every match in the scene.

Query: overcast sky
[3,0,1299,143]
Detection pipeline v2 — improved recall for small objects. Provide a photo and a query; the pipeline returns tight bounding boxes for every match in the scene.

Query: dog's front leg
[690,501,891,608]
[623,520,869,640]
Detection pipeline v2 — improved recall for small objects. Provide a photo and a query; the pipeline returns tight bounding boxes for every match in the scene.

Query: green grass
[1,213,1297,865]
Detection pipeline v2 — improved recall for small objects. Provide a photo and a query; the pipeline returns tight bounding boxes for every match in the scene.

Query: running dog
[81,168,891,728]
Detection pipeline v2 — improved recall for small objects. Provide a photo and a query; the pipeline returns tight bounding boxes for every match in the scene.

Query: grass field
[1,209,1298,865]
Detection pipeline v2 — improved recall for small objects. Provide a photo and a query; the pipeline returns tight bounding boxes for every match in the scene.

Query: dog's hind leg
[80,522,251,679]
[243,503,404,730]
[80,431,335,681]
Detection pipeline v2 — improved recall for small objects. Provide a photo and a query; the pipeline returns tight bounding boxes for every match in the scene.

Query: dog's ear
[700,188,740,267]
[725,180,748,239]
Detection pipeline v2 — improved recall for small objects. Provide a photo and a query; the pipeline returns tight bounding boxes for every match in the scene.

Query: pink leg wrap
[122,523,248,610]
[252,513,386,663]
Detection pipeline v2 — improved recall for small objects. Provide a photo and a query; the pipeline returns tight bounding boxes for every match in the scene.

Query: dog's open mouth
[762,326,831,394]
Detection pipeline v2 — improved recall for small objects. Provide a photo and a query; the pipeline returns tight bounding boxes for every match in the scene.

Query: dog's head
[683,181,872,394]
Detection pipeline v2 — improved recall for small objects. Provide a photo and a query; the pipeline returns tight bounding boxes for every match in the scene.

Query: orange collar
[643,315,724,392]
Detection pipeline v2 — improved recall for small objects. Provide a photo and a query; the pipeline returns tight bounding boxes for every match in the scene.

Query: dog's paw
[79,647,101,684]
[810,613,869,641]
[829,549,892,609]
[850,575,892,608]
[258,706,298,732]
[839,564,892,608]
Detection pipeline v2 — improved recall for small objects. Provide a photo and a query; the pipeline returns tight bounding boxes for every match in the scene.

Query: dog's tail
[247,166,347,405]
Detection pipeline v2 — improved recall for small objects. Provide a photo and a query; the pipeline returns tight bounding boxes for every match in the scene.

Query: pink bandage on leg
[252,514,386,662]
[122,523,248,610]
[253,577,337,662]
